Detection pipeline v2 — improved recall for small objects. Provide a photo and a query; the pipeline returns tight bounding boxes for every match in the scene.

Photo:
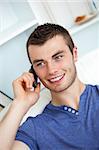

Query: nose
[47,62,58,75]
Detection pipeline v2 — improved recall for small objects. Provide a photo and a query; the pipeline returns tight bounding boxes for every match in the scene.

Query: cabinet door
[0,1,38,45]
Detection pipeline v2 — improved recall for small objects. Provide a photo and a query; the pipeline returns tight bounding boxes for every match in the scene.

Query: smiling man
[0,23,99,150]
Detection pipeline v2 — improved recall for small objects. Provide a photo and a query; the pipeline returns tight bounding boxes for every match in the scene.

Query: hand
[12,72,40,109]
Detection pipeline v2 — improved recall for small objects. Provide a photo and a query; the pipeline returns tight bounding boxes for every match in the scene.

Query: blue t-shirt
[15,85,99,150]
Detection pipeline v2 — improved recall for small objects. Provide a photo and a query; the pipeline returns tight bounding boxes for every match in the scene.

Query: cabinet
[69,13,99,57]
[0,1,38,46]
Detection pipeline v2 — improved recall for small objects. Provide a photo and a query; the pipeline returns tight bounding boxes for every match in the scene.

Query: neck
[51,77,85,110]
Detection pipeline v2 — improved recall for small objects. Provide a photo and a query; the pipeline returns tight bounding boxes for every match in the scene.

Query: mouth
[48,74,65,83]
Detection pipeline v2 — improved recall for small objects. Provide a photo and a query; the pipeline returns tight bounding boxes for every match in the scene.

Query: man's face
[29,35,77,93]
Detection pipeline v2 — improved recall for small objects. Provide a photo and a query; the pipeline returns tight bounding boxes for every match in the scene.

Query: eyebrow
[33,59,44,65]
[33,50,64,64]
[52,50,64,58]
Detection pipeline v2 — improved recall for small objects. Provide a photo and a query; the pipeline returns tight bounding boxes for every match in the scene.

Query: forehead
[28,35,69,61]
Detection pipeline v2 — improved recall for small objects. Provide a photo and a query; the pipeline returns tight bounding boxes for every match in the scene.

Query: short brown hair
[27,23,74,63]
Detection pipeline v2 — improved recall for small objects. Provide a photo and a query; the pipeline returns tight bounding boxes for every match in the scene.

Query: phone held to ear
[29,65,38,88]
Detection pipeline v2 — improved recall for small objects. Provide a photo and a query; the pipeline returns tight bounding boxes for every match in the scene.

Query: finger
[23,72,34,79]
[24,76,33,89]
[22,72,35,88]
[22,73,34,89]
[15,76,31,90]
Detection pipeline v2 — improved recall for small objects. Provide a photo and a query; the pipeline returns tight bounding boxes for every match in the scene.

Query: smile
[49,74,65,83]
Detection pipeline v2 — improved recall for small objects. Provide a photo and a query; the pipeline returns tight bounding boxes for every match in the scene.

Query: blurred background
[0,0,99,106]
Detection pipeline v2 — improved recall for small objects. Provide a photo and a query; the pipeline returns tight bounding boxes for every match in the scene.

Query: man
[0,23,99,150]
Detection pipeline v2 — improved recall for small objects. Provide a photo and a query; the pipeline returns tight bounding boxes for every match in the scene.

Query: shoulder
[86,84,99,102]
[88,84,99,92]
[82,84,99,100]
[23,104,50,125]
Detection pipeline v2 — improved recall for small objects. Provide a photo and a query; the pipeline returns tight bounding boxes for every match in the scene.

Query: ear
[73,46,78,62]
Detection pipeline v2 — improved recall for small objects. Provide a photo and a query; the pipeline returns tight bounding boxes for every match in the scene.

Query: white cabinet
[0,1,38,46]
[70,14,99,57]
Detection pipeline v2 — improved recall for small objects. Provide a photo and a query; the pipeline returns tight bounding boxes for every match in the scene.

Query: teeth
[49,75,63,82]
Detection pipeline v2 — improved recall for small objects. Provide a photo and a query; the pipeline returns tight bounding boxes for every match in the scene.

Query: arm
[0,72,40,150]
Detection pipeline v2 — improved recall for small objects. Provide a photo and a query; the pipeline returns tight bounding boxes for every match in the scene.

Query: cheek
[60,60,69,69]
[62,59,75,72]
[36,68,47,79]
[65,56,75,67]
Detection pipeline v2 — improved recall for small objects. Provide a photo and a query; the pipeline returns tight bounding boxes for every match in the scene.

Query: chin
[44,83,68,93]
[51,86,68,93]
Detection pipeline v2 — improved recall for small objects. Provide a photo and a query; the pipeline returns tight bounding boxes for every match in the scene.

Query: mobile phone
[29,65,38,88]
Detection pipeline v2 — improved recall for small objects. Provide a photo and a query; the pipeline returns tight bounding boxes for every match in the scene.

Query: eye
[36,62,45,68]
[54,55,64,60]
